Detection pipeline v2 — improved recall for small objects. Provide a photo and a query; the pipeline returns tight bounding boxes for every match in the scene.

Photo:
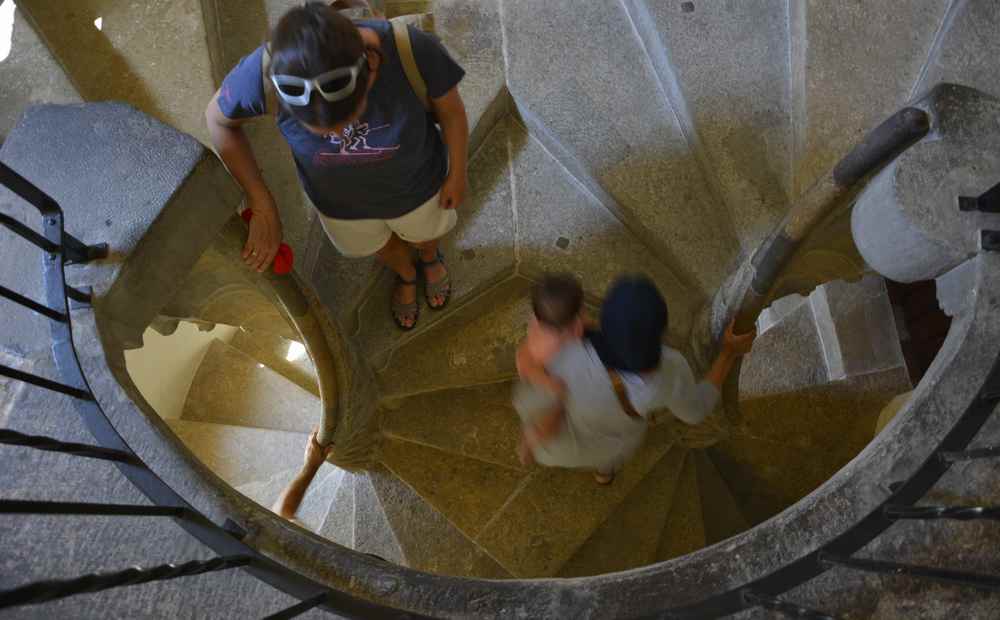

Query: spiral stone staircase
[2,0,1000,618]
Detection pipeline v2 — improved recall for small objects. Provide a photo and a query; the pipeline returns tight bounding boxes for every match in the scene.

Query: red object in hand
[241,209,294,275]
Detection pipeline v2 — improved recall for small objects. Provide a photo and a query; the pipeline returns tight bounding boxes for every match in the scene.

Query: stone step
[376,276,530,398]
[474,427,678,578]
[17,0,216,144]
[353,471,406,566]
[0,3,80,139]
[181,339,319,434]
[741,274,907,400]
[319,473,357,550]
[294,465,346,533]
[714,367,911,524]
[235,466,300,512]
[558,446,689,577]
[915,0,1000,100]
[380,381,523,470]
[378,438,526,543]
[636,0,793,249]
[352,116,517,371]
[159,245,302,343]
[654,456,707,562]
[792,0,950,194]
[367,465,510,578]
[693,450,748,546]
[165,419,308,489]
[502,0,740,299]
[229,328,320,397]
[507,118,697,344]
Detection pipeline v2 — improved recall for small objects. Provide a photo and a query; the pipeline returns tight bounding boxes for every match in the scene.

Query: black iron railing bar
[0,212,59,252]
[0,364,94,400]
[939,446,1000,462]
[884,504,1000,521]
[0,283,67,322]
[0,499,190,518]
[263,593,331,620]
[820,554,1000,592]
[0,555,255,609]
[0,429,142,465]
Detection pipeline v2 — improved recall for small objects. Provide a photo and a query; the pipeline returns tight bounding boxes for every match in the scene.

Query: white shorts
[318,193,457,258]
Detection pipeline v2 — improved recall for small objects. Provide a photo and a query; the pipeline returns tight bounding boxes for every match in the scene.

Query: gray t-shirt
[514,341,720,471]
[218,20,465,220]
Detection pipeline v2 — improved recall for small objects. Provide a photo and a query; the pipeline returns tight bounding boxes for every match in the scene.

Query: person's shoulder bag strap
[608,370,642,420]
[390,17,432,111]
[260,44,279,116]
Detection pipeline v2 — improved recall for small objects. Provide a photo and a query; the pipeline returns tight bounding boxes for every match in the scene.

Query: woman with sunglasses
[205,2,467,330]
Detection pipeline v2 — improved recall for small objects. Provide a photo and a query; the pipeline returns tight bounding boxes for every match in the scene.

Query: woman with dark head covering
[515,275,754,484]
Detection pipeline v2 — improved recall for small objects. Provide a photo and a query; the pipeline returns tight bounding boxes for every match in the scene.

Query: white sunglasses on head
[270,55,366,106]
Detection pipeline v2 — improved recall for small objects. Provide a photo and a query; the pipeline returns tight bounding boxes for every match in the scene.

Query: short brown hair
[532,273,584,329]
[269,2,368,127]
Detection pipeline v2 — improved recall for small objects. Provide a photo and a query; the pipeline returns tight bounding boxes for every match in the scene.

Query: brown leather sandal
[391,275,419,331]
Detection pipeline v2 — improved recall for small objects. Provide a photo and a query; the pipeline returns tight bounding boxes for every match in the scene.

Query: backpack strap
[391,19,430,111]
[608,370,642,420]
[260,44,279,116]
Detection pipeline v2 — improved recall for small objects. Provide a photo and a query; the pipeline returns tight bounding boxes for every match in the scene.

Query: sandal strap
[425,271,451,298]
[419,249,444,266]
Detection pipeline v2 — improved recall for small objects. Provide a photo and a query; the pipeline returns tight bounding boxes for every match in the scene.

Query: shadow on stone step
[712,369,909,525]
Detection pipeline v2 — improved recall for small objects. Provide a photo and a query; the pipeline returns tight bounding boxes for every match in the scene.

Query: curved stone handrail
[76,206,999,618]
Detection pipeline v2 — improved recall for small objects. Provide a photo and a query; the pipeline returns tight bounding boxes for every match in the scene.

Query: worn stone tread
[377,276,531,398]
[182,339,320,434]
[508,118,697,343]
[558,446,688,577]
[319,473,357,549]
[229,328,319,397]
[693,450,749,546]
[655,456,707,562]
[165,419,308,489]
[503,0,739,297]
[378,438,525,543]
[295,465,346,532]
[475,427,678,577]
[353,472,406,566]
[380,380,523,470]
[235,466,300,512]
[367,465,511,578]
[642,0,792,248]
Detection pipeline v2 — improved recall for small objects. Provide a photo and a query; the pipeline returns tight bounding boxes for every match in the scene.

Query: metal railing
[1,157,998,618]
[0,161,423,619]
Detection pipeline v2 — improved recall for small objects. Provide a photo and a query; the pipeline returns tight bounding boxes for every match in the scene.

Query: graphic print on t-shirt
[312,121,401,167]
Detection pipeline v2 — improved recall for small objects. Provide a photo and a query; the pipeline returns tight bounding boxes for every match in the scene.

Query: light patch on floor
[125,321,238,420]
[0,1,15,63]
[93,16,102,31]
[286,340,306,362]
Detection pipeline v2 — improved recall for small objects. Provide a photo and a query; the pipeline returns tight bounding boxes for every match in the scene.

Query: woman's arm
[273,429,330,519]
[661,320,756,425]
[205,91,282,272]
[431,86,469,210]
[705,320,756,390]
